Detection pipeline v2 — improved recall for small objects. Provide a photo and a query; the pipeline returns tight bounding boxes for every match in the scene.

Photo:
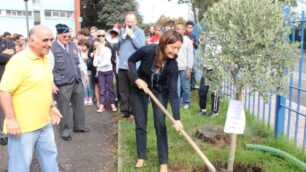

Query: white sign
[224,99,245,134]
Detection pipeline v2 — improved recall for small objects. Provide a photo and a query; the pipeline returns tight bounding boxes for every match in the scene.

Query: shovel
[145,88,216,172]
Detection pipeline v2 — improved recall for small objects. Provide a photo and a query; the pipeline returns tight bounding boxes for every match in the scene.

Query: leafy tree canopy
[81,0,142,29]
[155,15,186,26]
[202,0,299,100]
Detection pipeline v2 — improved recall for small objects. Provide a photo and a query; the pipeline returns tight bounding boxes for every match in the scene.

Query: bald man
[118,12,145,118]
[0,25,62,172]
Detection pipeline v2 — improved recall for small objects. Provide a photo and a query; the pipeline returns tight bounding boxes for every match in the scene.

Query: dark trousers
[199,77,220,113]
[131,87,168,164]
[118,69,132,116]
[190,68,197,88]
[55,81,86,137]
[98,70,116,105]
[115,73,120,102]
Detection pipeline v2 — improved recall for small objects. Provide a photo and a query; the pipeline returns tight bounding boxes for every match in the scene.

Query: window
[60,11,66,18]
[6,10,11,16]
[44,10,74,18]
[52,11,59,17]
[5,10,31,17]
[45,10,51,17]
[32,0,40,4]
[34,11,40,25]
[68,11,74,18]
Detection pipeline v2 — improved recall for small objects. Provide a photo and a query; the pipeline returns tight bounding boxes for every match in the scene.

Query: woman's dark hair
[78,38,89,47]
[156,30,183,59]
[155,30,183,69]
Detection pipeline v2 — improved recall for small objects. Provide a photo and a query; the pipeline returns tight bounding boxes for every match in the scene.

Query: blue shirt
[118,26,145,70]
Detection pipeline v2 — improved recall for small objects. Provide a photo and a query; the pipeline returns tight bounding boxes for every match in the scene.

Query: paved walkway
[0,105,118,172]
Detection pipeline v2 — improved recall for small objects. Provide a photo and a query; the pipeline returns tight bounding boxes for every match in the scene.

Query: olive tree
[202,0,298,101]
[201,0,298,170]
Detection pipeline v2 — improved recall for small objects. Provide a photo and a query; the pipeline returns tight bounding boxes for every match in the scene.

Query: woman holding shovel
[128,30,184,172]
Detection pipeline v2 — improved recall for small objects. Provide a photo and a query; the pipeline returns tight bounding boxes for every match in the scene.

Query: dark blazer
[51,41,81,86]
[0,39,15,80]
[128,44,180,120]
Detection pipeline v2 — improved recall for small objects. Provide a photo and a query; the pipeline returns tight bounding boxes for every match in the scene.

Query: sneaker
[191,85,199,90]
[200,109,206,115]
[0,137,8,146]
[84,98,88,106]
[210,112,218,118]
[184,104,189,110]
[87,98,93,105]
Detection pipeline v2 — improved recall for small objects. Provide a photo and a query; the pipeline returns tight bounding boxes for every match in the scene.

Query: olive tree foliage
[194,0,295,23]
[155,15,186,26]
[201,0,299,101]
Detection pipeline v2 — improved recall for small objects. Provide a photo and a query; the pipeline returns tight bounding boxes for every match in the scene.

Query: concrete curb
[117,119,123,172]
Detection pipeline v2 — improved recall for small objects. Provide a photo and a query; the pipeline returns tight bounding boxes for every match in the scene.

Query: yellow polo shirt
[0,48,53,133]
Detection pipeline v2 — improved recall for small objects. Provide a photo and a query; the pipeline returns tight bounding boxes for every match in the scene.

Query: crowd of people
[0,11,220,172]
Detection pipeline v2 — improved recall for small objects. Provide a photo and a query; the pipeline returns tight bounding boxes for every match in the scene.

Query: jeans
[83,73,94,99]
[177,70,191,105]
[131,87,168,164]
[7,123,59,172]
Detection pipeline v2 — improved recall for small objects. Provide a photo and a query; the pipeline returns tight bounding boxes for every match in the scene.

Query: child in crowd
[78,38,94,106]
[198,67,220,118]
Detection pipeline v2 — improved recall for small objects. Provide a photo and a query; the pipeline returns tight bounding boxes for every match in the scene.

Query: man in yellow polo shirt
[0,25,62,172]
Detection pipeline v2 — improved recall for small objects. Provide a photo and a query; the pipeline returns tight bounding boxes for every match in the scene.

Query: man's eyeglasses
[63,35,71,39]
[97,35,105,37]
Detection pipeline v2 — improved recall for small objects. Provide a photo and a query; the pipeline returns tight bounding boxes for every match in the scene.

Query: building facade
[0,0,78,37]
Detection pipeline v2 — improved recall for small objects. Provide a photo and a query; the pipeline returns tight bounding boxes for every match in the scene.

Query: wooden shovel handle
[146,88,216,172]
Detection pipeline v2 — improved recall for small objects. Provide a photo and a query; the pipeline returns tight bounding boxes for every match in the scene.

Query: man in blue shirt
[118,12,145,118]
[185,21,199,89]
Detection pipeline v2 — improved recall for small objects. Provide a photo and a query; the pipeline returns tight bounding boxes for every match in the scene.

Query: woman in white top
[93,35,117,112]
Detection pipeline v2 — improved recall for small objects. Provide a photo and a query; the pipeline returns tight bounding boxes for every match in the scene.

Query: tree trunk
[235,85,243,101]
[227,85,243,171]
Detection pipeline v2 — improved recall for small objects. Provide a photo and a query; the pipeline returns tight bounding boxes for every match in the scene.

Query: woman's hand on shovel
[173,120,183,133]
[135,79,148,93]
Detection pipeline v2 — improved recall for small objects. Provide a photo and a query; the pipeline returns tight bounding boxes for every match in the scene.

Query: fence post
[275,95,286,138]
[274,3,290,139]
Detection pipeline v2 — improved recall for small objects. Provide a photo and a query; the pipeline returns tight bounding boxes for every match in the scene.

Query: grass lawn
[118,90,306,171]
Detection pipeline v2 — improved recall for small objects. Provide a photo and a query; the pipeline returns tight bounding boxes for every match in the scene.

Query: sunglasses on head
[97,35,105,37]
